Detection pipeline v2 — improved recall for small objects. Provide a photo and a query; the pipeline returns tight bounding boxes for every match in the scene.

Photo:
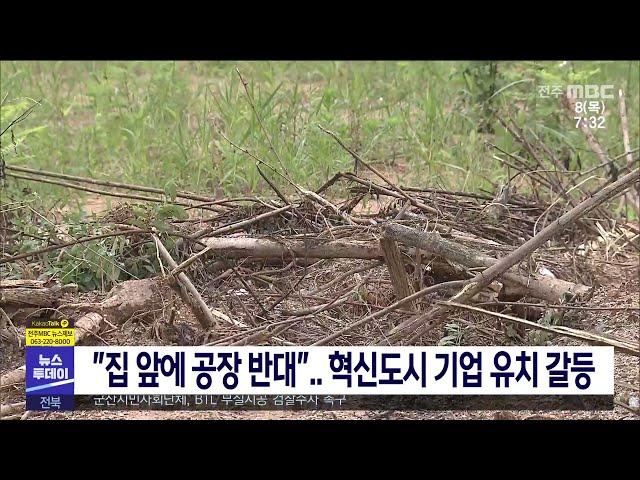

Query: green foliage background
[1,61,638,291]
[2,61,637,202]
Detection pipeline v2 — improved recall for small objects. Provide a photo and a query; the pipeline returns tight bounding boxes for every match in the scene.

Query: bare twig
[440,301,639,356]
[0,228,152,264]
[187,204,293,242]
[5,165,225,209]
[0,100,41,138]
[477,301,640,312]
[6,173,221,212]
[256,163,290,206]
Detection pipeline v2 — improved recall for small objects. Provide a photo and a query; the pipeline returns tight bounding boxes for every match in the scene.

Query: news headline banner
[73,346,612,396]
[26,345,614,411]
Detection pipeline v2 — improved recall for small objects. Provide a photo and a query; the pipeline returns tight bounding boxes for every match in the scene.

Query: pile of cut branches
[2,77,639,417]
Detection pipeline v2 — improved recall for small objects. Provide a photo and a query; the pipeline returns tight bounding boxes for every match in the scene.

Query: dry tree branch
[256,163,290,206]
[179,205,294,269]
[5,165,225,208]
[440,301,639,356]
[477,301,639,312]
[5,173,221,212]
[0,99,41,138]
[153,235,223,329]
[0,228,152,264]
[382,222,589,302]
[382,167,640,345]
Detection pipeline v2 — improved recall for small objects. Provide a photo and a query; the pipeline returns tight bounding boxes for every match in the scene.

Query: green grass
[2,61,637,290]
[1,60,638,208]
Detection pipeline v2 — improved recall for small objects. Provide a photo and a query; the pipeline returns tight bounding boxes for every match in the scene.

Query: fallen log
[200,235,466,282]
[0,278,179,393]
[0,280,78,308]
[200,236,382,260]
[383,223,590,303]
[62,275,234,330]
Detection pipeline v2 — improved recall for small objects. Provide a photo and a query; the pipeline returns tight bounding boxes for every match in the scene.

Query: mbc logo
[567,85,615,99]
